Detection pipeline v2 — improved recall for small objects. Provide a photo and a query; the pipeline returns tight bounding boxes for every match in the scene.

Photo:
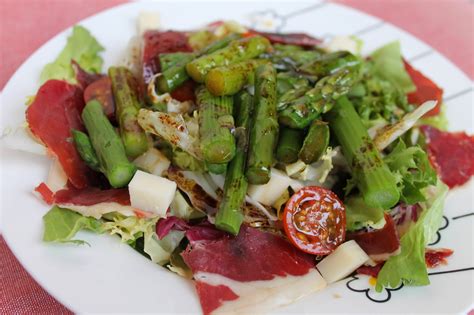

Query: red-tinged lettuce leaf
[156,216,190,239]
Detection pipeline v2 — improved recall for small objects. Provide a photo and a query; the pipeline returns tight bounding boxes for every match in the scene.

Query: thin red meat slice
[26,80,96,188]
[425,248,453,268]
[356,263,384,278]
[186,222,229,242]
[421,125,474,188]
[53,187,130,206]
[83,76,116,121]
[170,80,196,102]
[182,224,314,282]
[196,283,239,315]
[346,214,400,262]
[182,225,317,314]
[404,60,443,116]
[142,30,192,84]
[253,30,322,47]
[35,182,55,205]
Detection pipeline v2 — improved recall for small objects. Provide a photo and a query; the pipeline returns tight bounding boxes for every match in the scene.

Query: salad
[12,14,474,314]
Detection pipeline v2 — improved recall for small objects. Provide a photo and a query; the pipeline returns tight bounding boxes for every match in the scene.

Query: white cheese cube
[324,36,359,55]
[316,240,369,284]
[129,170,176,217]
[133,148,170,176]
[247,168,293,206]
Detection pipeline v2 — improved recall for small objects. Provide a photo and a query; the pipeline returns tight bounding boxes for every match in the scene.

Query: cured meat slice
[421,125,474,188]
[26,80,96,188]
[182,225,326,314]
[54,187,130,206]
[83,76,116,121]
[346,214,400,262]
[404,60,443,116]
[142,30,192,84]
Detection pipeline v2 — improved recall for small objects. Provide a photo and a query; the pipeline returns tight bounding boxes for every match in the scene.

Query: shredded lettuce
[40,26,104,84]
[143,225,185,265]
[370,41,415,94]
[43,207,156,245]
[384,140,437,205]
[376,179,448,291]
[43,206,103,245]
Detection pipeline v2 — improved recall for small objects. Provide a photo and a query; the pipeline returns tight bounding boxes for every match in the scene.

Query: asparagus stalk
[205,59,265,96]
[71,129,101,172]
[155,34,242,93]
[278,68,359,129]
[81,100,137,188]
[109,67,149,159]
[299,120,330,164]
[196,86,236,164]
[246,63,279,184]
[159,52,194,72]
[215,91,253,235]
[186,35,271,82]
[325,96,400,209]
[275,127,304,164]
[300,51,361,77]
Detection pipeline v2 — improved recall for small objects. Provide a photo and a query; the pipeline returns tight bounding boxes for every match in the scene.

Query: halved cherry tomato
[283,186,346,255]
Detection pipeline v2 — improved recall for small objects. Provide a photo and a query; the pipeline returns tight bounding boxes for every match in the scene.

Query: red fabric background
[1,0,473,313]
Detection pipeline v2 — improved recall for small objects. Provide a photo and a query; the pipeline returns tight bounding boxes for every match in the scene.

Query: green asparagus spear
[278,68,360,129]
[155,34,242,94]
[71,129,101,171]
[156,53,195,93]
[299,120,330,164]
[325,96,400,209]
[246,63,279,184]
[196,86,236,164]
[205,59,265,96]
[109,67,149,159]
[159,52,195,72]
[206,162,227,174]
[81,100,137,188]
[300,51,361,77]
[275,127,304,164]
[215,91,254,235]
[186,35,271,82]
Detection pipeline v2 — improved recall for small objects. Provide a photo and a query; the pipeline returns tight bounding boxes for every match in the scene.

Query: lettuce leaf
[40,25,104,84]
[419,103,449,131]
[101,213,157,244]
[345,195,385,231]
[370,41,415,94]
[43,206,104,245]
[143,225,185,266]
[376,179,448,291]
[384,140,437,205]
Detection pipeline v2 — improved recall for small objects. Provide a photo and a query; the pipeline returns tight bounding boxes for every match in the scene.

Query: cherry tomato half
[283,186,346,255]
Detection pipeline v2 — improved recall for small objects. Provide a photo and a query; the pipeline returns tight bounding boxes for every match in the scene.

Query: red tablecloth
[1,0,473,313]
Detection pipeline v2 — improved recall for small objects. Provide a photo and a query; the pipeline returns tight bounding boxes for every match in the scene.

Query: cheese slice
[128,170,176,217]
[46,158,68,193]
[316,240,369,284]
[247,168,293,206]
[138,11,160,35]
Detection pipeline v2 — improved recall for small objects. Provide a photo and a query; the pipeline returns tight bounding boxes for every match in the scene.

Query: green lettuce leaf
[384,140,437,205]
[144,224,185,266]
[101,213,158,244]
[40,25,104,84]
[376,179,448,291]
[345,195,385,231]
[370,41,416,93]
[43,206,104,245]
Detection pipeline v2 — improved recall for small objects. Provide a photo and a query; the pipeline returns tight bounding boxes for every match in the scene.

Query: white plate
[1,1,473,313]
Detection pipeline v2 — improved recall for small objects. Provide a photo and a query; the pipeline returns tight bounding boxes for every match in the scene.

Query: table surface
[1,0,473,313]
